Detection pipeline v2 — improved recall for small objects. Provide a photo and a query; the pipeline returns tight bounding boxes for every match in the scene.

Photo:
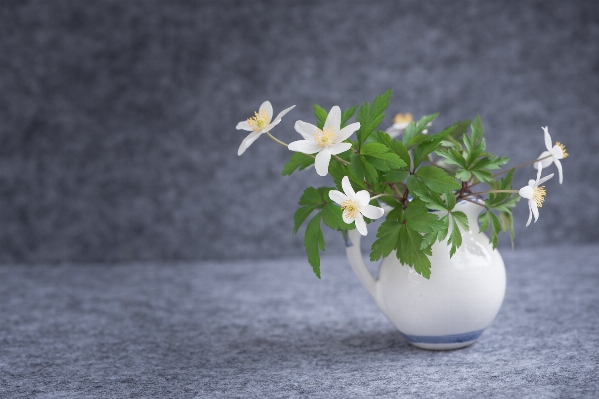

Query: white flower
[385,113,413,138]
[533,126,568,184]
[288,106,360,176]
[518,164,554,227]
[329,176,384,236]
[236,101,295,156]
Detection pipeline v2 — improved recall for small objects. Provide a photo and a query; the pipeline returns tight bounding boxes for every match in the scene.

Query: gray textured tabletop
[1,244,598,398]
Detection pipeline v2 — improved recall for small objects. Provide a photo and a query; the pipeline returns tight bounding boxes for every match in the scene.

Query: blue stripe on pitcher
[402,329,485,344]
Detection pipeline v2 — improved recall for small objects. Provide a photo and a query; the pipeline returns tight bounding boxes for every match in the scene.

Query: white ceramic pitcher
[345,200,506,350]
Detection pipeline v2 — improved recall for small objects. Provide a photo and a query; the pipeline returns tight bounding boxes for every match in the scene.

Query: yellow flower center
[556,141,568,158]
[532,186,547,208]
[393,113,413,125]
[341,199,359,220]
[314,128,336,147]
[247,110,269,132]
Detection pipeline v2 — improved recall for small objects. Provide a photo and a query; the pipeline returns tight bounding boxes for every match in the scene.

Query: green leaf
[403,114,439,146]
[412,125,456,168]
[415,166,461,193]
[294,204,318,235]
[304,213,325,278]
[398,224,432,279]
[489,211,502,249]
[361,142,389,157]
[362,157,379,184]
[282,153,315,176]
[356,90,392,146]
[349,152,366,181]
[471,169,494,183]
[407,212,446,234]
[445,191,456,211]
[383,169,409,183]
[451,211,469,232]
[447,217,463,258]
[314,104,327,130]
[436,149,467,168]
[299,187,323,205]
[341,106,358,127]
[406,176,446,211]
[478,211,491,233]
[471,115,484,144]
[321,203,350,231]
[455,169,472,182]
[370,220,402,261]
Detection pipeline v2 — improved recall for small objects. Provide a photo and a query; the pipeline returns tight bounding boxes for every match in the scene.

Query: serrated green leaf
[403,114,439,146]
[452,211,469,232]
[403,199,429,220]
[398,224,432,279]
[383,169,409,183]
[455,169,472,182]
[471,169,494,183]
[314,104,327,130]
[299,187,323,205]
[445,191,456,211]
[321,203,349,231]
[415,166,461,192]
[356,91,392,146]
[447,218,463,258]
[479,211,491,233]
[283,152,315,176]
[361,142,389,156]
[471,115,484,144]
[386,206,403,221]
[407,212,446,233]
[362,157,379,184]
[341,106,358,127]
[370,220,402,261]
[412,125,457,168]
[436,148,467,168]
[304,213,324,278]
[349,152,366,181]
[294,204,318,235]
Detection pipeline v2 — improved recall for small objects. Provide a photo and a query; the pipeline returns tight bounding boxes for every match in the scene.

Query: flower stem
[491,154,552,178]
[463,189,518,197]
[371,193,394,200]
[265,132,288,148]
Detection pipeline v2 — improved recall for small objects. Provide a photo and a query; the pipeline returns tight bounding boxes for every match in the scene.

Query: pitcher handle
[345,229,377,299]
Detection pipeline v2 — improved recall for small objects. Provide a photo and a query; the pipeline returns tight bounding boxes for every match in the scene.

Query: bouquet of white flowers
[236,90,567,279]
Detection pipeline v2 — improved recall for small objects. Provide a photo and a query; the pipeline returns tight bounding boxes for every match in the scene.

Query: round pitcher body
[375,226,505,350]
[345,200,506,350]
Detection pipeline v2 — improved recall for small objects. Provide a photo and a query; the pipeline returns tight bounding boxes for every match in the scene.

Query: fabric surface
[1,0,598,263]
[1,244,597,398]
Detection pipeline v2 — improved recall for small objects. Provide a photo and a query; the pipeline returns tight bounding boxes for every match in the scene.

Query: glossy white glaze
[346,200,506,350]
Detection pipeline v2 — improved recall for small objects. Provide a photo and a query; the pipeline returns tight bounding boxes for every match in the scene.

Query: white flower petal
[294,120,320,141]
[354,190,371,207]
[532,202,539,223]
[259,101,273,123]
[534,151,554,170]
[342,212,355,224]
[354,213,368,236]
[327,142,352,155]
[554,158,563,184]
[519,185,533,199]
[360,204,384,220]
[552,144,564,160]
[288,140,321,154]
[272,105,295,124]
[341,176,356,199]
[385,126,402,138]
[263,119,282,133]
[535,163,543,182]
[238,131,261,156]
[329,190,349,205]
[336,122,361,142]
[315,149,331,176]
[536,173,554,186]
[543,126,552,152]
[324,106,341,132]
[526,203,533,227]
[236,120,253,131]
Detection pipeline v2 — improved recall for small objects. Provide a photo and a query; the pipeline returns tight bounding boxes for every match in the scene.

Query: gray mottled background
[1,0,598,264]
